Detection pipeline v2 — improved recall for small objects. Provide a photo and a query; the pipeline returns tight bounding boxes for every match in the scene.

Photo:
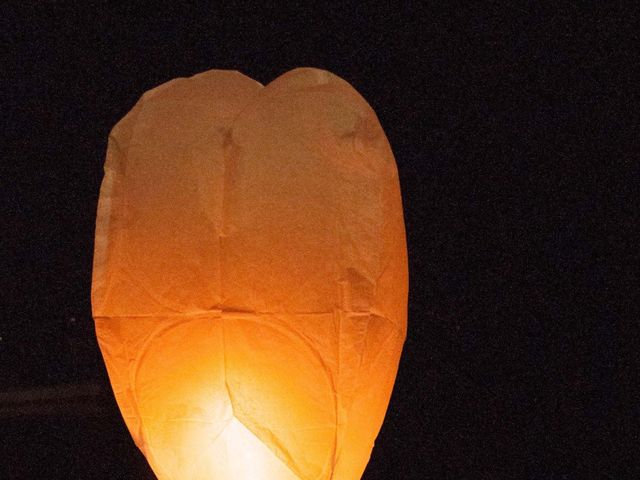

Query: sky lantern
[92,68,408,480]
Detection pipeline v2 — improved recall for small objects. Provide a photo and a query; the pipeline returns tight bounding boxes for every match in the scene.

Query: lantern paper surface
[92,68,407,480]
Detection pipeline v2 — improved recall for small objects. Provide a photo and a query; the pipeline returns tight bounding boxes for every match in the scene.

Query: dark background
[1,2,637,479]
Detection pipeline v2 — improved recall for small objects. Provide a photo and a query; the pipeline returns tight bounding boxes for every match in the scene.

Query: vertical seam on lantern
[330,279,351,477]
[100,101,142,313]
[97,137,124,312]
[91,148,114,314]
[218,128,231,306]
[221,312,234,417]
[328,306,343,480]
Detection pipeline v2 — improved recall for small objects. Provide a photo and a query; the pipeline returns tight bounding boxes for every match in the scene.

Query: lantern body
[92,68,407,480]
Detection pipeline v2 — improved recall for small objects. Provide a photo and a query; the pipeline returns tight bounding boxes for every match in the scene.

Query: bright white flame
[203,417,301,480]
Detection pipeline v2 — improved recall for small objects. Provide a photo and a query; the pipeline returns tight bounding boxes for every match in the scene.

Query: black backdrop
[1,2,636,479]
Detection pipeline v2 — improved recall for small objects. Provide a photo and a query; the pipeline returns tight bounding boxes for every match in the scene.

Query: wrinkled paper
[92,68,408,480]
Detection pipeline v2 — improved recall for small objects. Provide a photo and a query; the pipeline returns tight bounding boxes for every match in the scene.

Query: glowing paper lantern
[92,68,407,480]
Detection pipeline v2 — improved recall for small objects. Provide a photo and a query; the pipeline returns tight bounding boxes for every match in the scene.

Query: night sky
[2,3,637,479]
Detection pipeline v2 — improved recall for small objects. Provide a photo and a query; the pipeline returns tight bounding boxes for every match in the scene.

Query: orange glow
[92,68,407,479]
